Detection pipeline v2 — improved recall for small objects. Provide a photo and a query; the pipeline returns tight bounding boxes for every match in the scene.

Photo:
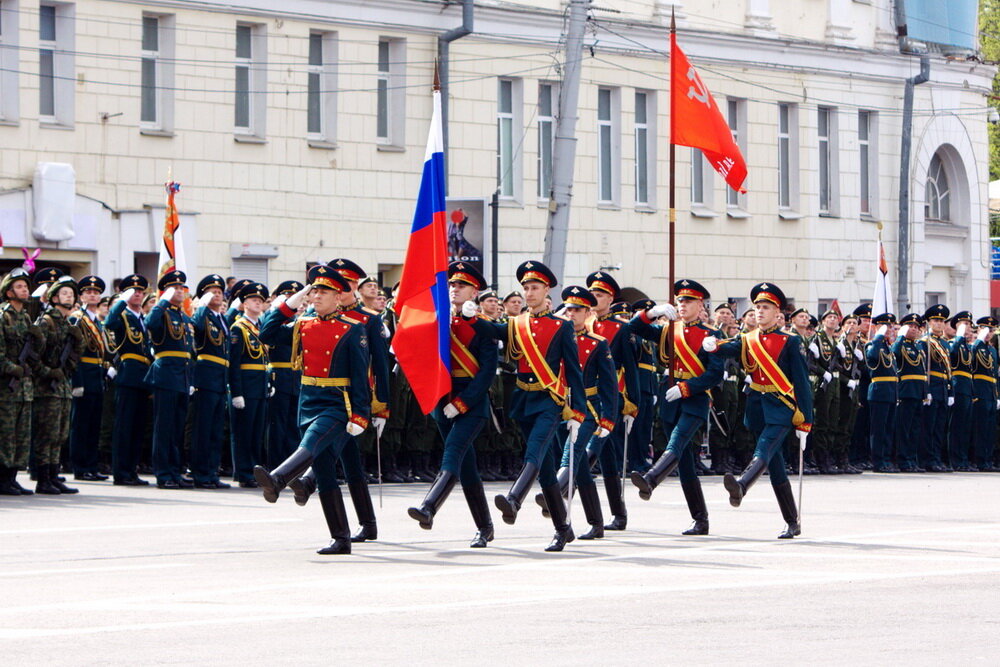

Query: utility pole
[542,0,592,283]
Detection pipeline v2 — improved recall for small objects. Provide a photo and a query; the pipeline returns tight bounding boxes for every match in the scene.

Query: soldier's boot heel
[407,470,457,530]
[0,467,21,496]
[255,448,313,503]
[576,483,605,540]
[495,462,538,525]
[50,464,79,495]
[632,450,679,501]
[316,487,352,555]
[35,465,61,495]
[288,470,317,506]
[543,483,575,552]
[463,478,495,548]
[603,472,627,531]
[774,480,801,539]
[347,480,378,542]
[724,457,767,508]
[680,479,709,536]
[535,466,571,518]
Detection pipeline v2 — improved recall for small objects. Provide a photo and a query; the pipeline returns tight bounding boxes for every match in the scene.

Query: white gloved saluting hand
[285,284,313,310]
[647,303,678,321]
[461,300,478,318]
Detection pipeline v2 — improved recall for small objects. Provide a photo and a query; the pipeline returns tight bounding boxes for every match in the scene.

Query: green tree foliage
[982,0,1000,185]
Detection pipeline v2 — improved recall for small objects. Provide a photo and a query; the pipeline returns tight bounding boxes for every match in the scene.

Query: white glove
[71,387,84,398]
[947,396,955,407]
[106,366,117,380]
[269,386,275,397]
[196,292,214,309]
[977,327,990,342]
[596,427,611,439]
[956,323,967,339]
[665,385,683,402]
[847,379,858,390]
[121,288,137,302]
[647,303,678,321]
[623,415,635,433]
[443,402,460,419]
[373,417,386,438]
[722,371,730,381]
[823,371,833,384]
[744,374,752,386]
[232,396,245,409]
[346,421,365,436]
[923,393,932,406]
[876,325,888,337]
[898,325,910,340]
[270,294,288,311]
[31,284,48,298]
[189,386,196,396]
[702,336,718,352]
[461,300,478,318]
[808,341,820,358]
[836,342,847,357]
[285,284,313,310]
[566,420,581,446]
[160,287,177,304]
[797,431,809,452]
[230,297,242,310]
[996,399,999,410]
[854,347,864,361]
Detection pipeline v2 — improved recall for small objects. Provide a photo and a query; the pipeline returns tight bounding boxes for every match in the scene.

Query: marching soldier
[866,313,899,473]
[68,275,110,482]
[407,262,497,548]
[971,316,999,472]
[32,276,84,494]
[0,269,44,495]
[892,313,926,472]
[145,270,195,489]
[477,261,587,551]
[629,280,724,535]
[105,275,152,485]
[267,280,304,467]
[947,311,975,471]
[630,298,659,475]
[229,282,271,486]
[709,303,739,474]
[254,266,371,555]
[189,274,232,489]
[706,283,813,539]
[920,305,952,472]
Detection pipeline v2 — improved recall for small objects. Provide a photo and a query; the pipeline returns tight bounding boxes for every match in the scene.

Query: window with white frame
[726,98,747,211]
[635,90,656,207]
[140,14,174,132]
[0,1,20,122]
[39,3,74,126]
[234,23,266,137]
[777,103,799,211]
[537,82,556,200]
[307,31,337,144]
[376,38,405,147]
[924,153,950,223]
[859,110,878,217]
[497,78,522,201]
[690,149,710,208]
[597,87,620,205]
[818,106,839,215]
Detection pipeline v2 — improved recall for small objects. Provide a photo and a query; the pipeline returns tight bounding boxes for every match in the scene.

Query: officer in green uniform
[267,280,304,467]
[0,269,44,495]
[189,274,232,488]
[33,276,84,494]
[144,270,195,489]
[850,303,874,469]
[971,316,999,471]
[892,313,926,472]
[68,275,111,481]
[947,311,975,470]
[835,314,863,474]
[809,309,842,473]
[866,312,899,473]
[229,282,271,486]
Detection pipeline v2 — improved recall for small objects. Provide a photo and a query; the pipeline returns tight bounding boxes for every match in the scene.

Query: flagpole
[665,11,677,387]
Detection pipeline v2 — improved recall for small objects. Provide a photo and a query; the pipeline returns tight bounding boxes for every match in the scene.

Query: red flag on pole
[670,34,748,193]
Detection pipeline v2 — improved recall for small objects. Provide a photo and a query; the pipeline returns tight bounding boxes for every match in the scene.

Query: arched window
[925,153,951,222]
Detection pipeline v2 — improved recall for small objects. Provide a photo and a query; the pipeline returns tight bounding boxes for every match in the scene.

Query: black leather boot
[543,484,575,552]
[680,479,709,535]
[494,461,538,525]
[253,447,313,503]
[723,456,767,508]
[631,450,678,501]
[288,469,317,506]
[464,479,494,548]
[316,486,352,555]
[577,483,605,540]
[50,464,79,494]
[35,464,61,495]
[347,479,378,542]
[603,472,627,530]
[773,480,801,539]
[0,467,19,495]
[535,465,572,518]
[11,468,33,495]
[408,470,457,530]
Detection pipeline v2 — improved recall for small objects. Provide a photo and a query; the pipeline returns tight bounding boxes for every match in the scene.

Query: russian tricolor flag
[393,88,452,414]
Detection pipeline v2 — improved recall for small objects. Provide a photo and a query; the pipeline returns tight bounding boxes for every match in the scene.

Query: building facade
[0,0,993,314]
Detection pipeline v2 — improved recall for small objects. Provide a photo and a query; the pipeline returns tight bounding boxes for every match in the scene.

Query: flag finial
[433,59,441,92]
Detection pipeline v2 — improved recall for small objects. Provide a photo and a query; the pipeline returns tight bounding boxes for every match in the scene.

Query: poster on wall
[445,198,492,286]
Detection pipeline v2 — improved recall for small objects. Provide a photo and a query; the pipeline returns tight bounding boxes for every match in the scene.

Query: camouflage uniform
[0,300,43,473]
[33,307,82,467]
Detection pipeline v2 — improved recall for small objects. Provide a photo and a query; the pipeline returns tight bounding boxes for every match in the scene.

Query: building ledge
[690,206,718,219]
[727,207,751,220]
[0,119,20,128]
[140,128,175,138]
[779,209,804,220]
[926,221,968,239]
[39,121,73,131]
[376,143,406,153]
[634,205,657,214]
[234,134,267,144]
[307,139,338,150]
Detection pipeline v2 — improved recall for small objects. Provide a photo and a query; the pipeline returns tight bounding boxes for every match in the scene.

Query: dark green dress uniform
[835,327,863,474]
[267,280,304,467]
[892,314,926,471]
[713,283,814,539]
[809,322,841,473]
[228,282,271,485]
[971,317,999,471]
[947,311,974,470]
[629,299,658,474]
[918,305,952,471]
[0,269,44,495]
[144,270,195,488]
[190,274,231,488]
[255,266,371,555]
[68,276,110,480]
[105,274,153,485]
[865,314,899,472]
[850,303,874,467]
